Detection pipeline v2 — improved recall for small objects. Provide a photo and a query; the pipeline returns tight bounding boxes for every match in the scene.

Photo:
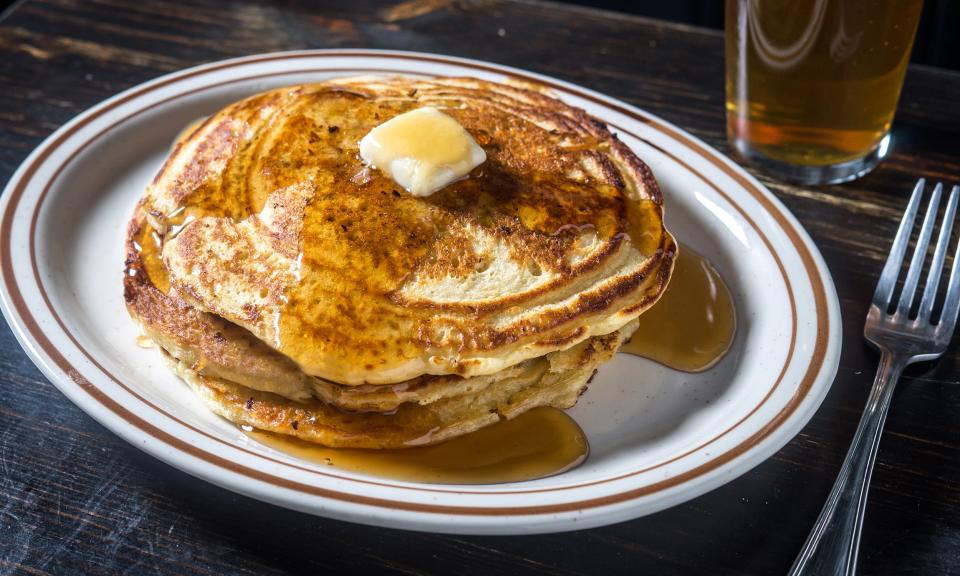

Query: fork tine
[938,187,960,331]
[919,185,959,320]
[898,183,943,315]
[874,179,925,307]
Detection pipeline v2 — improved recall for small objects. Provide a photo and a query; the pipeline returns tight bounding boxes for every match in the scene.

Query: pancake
[125,210,668,416]
[123,75,676,448]
[166,321,634,449]
[143,76,674,385]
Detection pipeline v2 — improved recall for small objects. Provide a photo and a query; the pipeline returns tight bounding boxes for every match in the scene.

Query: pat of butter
[358,106,486,197]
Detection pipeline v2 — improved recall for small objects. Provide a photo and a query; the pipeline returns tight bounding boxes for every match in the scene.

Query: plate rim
[0,49,842,533]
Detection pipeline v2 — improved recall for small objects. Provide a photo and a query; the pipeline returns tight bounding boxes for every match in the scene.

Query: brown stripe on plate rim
[0,51,831,514]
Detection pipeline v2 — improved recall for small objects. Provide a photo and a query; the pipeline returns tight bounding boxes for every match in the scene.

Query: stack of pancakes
[124,76,675,449]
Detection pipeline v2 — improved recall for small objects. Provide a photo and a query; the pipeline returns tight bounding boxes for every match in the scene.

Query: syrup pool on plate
[620,245,737,372]
[245,406,588,485]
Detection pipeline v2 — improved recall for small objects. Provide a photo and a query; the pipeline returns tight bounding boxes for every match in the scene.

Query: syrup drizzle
[620,245,736,372]
[245,406,588,484]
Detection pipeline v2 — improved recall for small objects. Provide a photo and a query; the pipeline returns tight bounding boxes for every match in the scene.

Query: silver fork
[788,179,960,576]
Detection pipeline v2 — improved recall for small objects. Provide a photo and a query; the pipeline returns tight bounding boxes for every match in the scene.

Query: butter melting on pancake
[359,106,487,197]
[150,77,674,385]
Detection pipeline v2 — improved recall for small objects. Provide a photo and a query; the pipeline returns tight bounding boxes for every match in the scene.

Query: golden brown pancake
[123,75,675,448]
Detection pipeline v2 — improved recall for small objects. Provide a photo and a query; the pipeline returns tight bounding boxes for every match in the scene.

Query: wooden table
[1,1,959,574]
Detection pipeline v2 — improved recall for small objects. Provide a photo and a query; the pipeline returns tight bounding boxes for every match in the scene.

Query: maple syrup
[245,406,588,484]
[624,191,668,258]
[620,245,736,372]
[132,224,171,294]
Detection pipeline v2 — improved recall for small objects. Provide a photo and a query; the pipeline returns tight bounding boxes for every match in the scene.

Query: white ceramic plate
[0,50,841,534]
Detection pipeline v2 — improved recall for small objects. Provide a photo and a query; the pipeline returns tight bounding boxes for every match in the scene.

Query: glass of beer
[725,0,924,184]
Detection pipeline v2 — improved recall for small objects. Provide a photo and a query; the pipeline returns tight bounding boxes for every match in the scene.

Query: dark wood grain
[1,1,959,574]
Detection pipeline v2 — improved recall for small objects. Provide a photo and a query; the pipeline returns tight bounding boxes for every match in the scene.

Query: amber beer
[725,0,923,184]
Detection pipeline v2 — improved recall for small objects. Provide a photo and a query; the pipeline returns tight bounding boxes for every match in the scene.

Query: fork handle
[787,351,906,576]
